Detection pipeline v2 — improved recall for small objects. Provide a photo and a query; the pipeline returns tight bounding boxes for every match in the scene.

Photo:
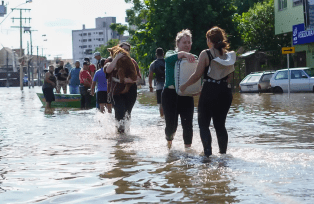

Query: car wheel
[273,87,283,93]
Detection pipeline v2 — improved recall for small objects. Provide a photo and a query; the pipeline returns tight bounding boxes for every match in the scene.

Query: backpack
[154,59,165,82]
[207,50,236,80]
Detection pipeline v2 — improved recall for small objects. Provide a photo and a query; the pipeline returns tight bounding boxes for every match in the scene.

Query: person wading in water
[162,29,198,148]
[42,65,57,109]
[104,42,142,133]
[149,47,165,117]
[180,26,234,157]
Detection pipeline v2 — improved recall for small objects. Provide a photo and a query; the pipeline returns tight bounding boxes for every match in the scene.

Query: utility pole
[11,8,31,90]
[24,28,37,87]
[37,46,39,86]
[6,49,9,87]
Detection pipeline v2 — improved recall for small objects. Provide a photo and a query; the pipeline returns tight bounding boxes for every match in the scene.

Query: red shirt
[79,70,92,85]
[89,64,96,75]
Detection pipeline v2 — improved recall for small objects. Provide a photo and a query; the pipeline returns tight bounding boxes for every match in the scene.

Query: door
[290,70,310,91]
[295,51,307,67]
[274,70,289,92]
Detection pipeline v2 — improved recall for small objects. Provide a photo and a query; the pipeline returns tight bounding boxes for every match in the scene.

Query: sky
[0,0,132,60]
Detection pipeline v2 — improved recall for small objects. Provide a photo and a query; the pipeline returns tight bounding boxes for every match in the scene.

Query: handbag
[175,59,202,96]
[207,50,236,80]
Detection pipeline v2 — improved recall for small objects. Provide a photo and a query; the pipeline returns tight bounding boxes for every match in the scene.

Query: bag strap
[206,50,214,65]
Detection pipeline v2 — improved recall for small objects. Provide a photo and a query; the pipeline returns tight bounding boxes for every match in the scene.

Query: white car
[270,67,314,93]
[239,71,274,93]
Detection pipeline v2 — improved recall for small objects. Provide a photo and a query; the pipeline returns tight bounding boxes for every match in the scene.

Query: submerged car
[239,71,275,93]
[270,67,314,93]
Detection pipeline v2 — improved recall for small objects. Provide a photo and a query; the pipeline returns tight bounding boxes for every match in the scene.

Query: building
[0,47,20,72]
[72,17,118,64]
[275,0,314,67]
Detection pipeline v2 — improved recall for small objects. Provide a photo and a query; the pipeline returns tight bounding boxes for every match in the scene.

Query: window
[103,22,106,27]
[79,34,82,36]
[293,0,302,7]
[261,74,273,82]
[99,32,103,35]
[82,39,87,42]
[247,75,262,83]
[88,39,92,42]
[83,33,87,36]
[291,70,308,79]
[304,68,314,77]
[278,0,287,10]
[275,71,288,80]
[89,45,92,48]
[88,33,91,35]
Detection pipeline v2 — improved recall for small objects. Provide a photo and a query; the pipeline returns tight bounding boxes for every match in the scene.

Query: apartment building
[72,17,118,63]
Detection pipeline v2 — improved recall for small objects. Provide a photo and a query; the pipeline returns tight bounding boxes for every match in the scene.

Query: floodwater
[0,86,314,204]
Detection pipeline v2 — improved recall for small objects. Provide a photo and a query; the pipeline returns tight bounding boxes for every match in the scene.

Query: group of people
[42,42,141,133]
[149,26,233,157]
[42,26,233,157]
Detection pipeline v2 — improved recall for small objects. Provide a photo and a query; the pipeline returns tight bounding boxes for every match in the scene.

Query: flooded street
[1,86,314,203]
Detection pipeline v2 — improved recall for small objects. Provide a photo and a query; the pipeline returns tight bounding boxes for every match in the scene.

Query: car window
[246,75,261,83]
[261,74,273,81]
[291,70,308,79]
[275,71,288,80]
[241,75,251,83]
[304,68,314,77]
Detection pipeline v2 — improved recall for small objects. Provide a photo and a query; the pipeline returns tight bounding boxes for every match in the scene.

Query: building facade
[72,17,118,63]
[275,0,314,67]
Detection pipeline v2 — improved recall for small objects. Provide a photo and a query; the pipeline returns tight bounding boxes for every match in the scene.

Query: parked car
[239,71,275,93]
[270,67,314,93]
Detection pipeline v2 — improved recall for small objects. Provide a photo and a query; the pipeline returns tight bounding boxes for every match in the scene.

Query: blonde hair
[175,29,192,51]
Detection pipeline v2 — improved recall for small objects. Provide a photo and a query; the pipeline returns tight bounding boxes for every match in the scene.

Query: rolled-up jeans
[69,85,80,94]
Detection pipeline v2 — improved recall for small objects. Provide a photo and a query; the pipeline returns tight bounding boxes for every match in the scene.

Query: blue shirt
[69,67,81,86]
[93,68,107,92]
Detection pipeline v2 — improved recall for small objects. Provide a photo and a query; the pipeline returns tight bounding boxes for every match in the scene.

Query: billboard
[304,0,314,30]
[293,23,314,45]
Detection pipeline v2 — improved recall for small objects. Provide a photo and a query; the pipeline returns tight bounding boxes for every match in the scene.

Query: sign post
[282,47,295,96]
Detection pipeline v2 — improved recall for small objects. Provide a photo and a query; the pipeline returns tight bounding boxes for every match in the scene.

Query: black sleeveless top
[203,49,228,81]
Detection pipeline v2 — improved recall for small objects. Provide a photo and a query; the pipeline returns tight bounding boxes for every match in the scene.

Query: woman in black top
[180,27,233,157]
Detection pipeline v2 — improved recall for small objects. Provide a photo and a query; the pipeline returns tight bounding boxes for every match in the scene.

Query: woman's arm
[106,53,124,73]
[180,50,208,93]
[178,51,196,62]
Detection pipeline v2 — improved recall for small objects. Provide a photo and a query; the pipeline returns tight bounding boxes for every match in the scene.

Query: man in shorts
[90,58,109,113]
[149,48,165,117]
[55,61,69,94]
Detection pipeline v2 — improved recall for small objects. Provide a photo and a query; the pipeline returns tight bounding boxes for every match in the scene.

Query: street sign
[282,47,295,54]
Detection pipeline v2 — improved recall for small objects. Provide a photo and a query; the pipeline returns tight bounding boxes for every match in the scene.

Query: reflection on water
[0,87,314,203]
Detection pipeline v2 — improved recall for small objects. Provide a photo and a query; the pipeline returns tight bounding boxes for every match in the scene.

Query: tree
[94,39,120,58]
[110,23,128,40]
[124,0,239,71]
[234,0,292,68]
[234,0,264,14]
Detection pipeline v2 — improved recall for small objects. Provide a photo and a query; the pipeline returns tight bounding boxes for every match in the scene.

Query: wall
[275,0,304,34]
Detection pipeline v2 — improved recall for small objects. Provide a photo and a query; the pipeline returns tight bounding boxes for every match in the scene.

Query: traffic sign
[282,47,295,54]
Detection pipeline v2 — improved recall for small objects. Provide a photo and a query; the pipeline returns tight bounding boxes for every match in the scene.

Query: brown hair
[206,26,230,56]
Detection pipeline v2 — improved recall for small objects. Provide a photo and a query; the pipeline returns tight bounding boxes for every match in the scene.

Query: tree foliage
[94,39,120,58]
[234,0,292,68]
[110,23,128,40]
[124,0,239,71]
